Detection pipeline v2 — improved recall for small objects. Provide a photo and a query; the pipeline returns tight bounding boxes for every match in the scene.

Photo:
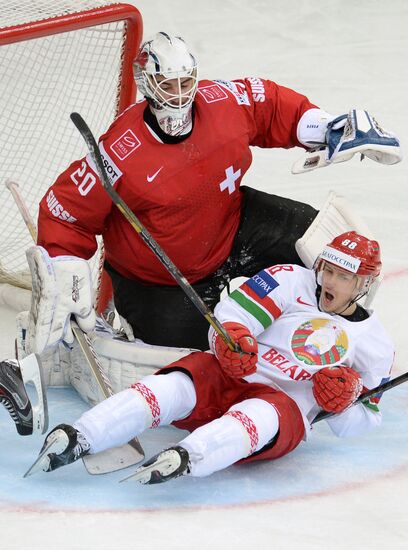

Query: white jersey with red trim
[210,265,394,436]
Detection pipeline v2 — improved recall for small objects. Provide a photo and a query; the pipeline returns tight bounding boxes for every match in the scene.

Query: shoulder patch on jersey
[247,270,279,297]
[214,79,251,106]
[110,128,141,160]
[86,141,123,185]
[197,84,228,103]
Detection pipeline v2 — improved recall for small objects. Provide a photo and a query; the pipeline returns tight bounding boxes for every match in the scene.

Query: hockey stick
[70,112,240,353]
[6,180,38,242]
[312,370,408,424]
[6,180,144,473]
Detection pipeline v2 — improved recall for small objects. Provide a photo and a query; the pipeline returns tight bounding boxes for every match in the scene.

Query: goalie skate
[120,446,190,485]
[24,423,90,477]
[0,354,48,435]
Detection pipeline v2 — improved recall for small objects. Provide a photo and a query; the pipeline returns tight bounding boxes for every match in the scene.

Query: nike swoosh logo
[146,167,163,183]
[296,296,314,306]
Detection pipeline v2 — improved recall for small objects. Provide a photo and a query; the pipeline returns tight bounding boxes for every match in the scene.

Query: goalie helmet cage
[0,1,143,311]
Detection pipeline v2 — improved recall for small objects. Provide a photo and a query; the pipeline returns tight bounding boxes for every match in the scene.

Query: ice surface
[1,1,408,548]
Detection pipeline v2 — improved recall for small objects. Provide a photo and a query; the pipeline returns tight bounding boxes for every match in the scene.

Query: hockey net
[0,1,143,311]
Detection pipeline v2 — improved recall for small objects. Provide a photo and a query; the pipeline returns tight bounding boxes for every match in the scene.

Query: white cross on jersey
[219,165,241,195]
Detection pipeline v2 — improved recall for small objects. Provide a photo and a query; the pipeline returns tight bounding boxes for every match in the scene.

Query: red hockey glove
[312,365,363,413]
[214,322,258,378]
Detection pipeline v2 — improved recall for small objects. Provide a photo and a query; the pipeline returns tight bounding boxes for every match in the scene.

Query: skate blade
[20,353,49,434]
[23,430,68,478]
[83,441,144,475]
[119,457,171,484]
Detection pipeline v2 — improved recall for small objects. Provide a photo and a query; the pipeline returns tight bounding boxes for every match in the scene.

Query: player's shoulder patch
[197,82,229,104]
[214,79,251,106]
[246,269,279,298]
[109,128,141,161]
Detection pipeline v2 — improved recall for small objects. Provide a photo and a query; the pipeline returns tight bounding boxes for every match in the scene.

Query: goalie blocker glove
[211,321,258,378]
[312,365,363,414]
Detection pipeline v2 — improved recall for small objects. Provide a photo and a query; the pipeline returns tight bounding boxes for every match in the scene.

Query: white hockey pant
[74,371,280,477]
[180,398,279,477]
[74,371,196,454]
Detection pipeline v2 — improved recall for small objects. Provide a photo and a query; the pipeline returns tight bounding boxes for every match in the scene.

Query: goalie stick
[70,112,242,354]
[312,369,408,424]
[6,180,144,474]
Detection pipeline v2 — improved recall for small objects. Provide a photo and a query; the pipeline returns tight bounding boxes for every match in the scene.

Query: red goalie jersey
[37,78,316,285]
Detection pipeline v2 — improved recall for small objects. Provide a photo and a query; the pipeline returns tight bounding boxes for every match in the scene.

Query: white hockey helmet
[133,32,198,136]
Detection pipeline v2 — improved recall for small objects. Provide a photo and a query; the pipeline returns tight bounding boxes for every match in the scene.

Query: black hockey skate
[0,359,34,435]
[24,424,90,477]
[120,445,191,485]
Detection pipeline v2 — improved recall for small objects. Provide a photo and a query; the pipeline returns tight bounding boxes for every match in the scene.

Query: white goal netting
[0,1,142,309]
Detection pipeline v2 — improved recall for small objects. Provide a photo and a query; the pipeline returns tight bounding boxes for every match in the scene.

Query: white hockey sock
[180,398,279,477]
[133,371,197,426]
[74,371,196,454]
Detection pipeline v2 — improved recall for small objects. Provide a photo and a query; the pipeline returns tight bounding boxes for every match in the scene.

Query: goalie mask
[315,231,382,306]
[134,32,198,137]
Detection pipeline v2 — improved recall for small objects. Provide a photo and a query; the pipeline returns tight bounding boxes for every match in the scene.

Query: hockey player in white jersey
[26,231,394,483]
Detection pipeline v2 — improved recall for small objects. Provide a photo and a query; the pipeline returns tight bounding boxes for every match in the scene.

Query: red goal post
[0,1,143,312]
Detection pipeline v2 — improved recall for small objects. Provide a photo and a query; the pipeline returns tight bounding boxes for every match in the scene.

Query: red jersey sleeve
[232,78,318,149]
[37,155,113,259]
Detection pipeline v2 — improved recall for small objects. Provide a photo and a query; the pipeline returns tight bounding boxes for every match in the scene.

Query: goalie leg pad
[79,320,194,402]
[18,311,194,406]
[26,245,95,354]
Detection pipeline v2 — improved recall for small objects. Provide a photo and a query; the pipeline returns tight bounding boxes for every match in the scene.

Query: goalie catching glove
[26,246,95,354]
[293,108,402,173]
[325,110,401,165]
[312,365,363,413]
[212,322,258,378]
